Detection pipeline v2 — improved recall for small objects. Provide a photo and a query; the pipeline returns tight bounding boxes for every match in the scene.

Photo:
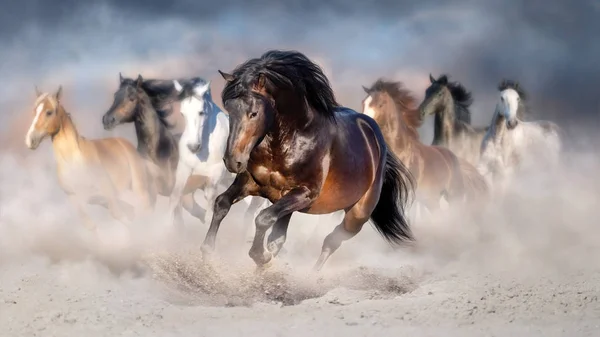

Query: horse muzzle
[25,133,42,150]
[187,143,201,153]
[102,114,118,130]
[223,155,248,174]
[506,119,519,130]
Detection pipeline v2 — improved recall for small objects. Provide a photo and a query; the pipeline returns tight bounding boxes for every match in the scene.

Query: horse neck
[489,107,507,142]
[432,91,456,146]
[380,100,413,147]
[51,109,84,161]
[133,99,164,157]
[271,93,327,138]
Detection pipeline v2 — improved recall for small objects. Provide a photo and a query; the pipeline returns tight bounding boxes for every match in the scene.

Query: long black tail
[370,149,416,245]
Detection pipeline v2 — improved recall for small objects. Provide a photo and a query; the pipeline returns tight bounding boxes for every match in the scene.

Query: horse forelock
[34,93,56,111]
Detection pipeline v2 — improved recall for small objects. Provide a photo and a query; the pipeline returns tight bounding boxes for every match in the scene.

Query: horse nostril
[235,162,242,171]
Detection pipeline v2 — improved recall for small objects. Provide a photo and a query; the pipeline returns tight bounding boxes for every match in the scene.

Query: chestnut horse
[361,79,488,211]
[25,86,155,230]
[202,50,415,271]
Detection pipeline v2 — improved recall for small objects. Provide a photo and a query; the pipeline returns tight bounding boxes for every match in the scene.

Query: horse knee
[255,209,277,230]
[212,194,232,216]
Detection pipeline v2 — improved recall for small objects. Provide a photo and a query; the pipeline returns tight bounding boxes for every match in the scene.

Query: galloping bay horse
[102,74,205,227]
[202,50,416,271]
[362,79,488,211]
[25,86,155,230]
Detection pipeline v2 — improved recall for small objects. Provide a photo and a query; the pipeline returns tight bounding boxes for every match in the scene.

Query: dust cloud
[1,1,600,336]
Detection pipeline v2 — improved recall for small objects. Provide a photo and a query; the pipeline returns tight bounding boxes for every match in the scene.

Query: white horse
[168,78,267,229]
[478,80,562,194]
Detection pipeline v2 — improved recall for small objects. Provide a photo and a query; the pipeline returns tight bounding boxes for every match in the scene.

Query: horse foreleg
[180,193,205,223]
[202,167,228,226]
[69,195,99,232]
[97,176,134,225]
[266,213,292,257]
[168,162,193,228]
[201,172,253,254]
[249,187,313,266]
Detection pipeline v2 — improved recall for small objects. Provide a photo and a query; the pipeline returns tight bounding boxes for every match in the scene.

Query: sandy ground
[1,150,600,337]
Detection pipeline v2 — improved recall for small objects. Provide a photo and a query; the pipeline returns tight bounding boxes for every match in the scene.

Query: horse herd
[24,50,562,271]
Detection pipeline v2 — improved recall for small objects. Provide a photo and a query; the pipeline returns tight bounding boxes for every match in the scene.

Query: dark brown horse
[418,74,490,166]
[361,79,488,210]
[102,74,206,226]
[201,50,415,270]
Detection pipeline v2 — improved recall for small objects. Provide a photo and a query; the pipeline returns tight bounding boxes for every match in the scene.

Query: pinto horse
[102,74,206,227]
[362,79,488,211]
[201,50,415,270]
[25,86,155,230]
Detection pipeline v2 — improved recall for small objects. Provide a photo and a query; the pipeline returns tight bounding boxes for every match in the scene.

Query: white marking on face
[180,82,212,150]
[25,94,49,149]
[362,95,376,119]
[499,89,520,121]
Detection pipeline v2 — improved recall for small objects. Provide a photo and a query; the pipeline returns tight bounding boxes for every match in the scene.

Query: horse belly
[305,160,372,214]
[92,141,140,194]
[57,164,105,198]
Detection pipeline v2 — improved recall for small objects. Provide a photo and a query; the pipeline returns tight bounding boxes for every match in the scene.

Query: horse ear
[362,85,369,94]
[173,80,183,93]
[34,85,42,97]
[136,75,143,88]
[429,74,435,83]
[203,81,211,93]
[218,70,235,82]
[119,72,124,83]
[55,85,63,101]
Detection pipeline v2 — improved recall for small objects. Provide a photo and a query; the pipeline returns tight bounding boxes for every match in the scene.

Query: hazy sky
[1,0,598,148]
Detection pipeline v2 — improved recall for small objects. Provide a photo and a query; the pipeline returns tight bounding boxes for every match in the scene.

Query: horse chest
[56,161,99,195]
[249,165,290,191]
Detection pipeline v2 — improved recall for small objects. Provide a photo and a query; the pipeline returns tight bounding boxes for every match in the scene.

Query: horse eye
[500,97,504,102]
[46,110,52,116]
[249,111,258,118]
[198,111,205,116]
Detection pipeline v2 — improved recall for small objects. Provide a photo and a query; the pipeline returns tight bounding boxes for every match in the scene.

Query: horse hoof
[250,250,273,267]
[201,245,215,260]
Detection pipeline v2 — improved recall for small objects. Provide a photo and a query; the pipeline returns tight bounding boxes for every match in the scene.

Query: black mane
[221,50,339,120]
[436,74,473,124]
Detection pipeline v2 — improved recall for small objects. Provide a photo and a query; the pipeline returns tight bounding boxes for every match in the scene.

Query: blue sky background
[1,0,598,148]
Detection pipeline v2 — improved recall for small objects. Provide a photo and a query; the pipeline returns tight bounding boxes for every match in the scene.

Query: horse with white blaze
[169,78,267,227]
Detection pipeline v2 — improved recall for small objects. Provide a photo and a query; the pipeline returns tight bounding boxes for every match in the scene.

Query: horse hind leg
[313,183,381,271]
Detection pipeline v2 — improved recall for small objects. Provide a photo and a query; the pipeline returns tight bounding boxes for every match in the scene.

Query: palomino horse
[102,74,205,227]
[25,86,155,230]
[418,74,490,166]
[202,50,415,271]
[362,79,488,213]
[168,78,268,226]
[479,80,562,193]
